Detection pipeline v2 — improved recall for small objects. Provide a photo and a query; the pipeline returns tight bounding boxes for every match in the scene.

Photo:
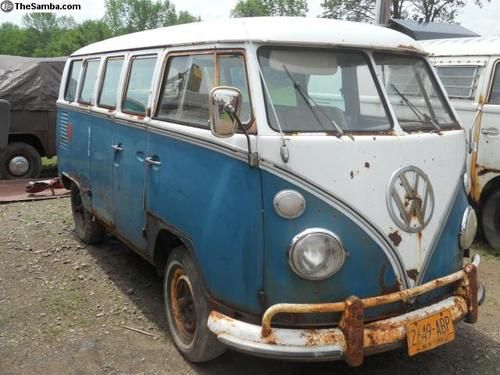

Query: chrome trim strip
[259,159,410,289]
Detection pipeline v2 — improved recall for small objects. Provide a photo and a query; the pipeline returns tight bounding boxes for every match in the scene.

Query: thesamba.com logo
[0,0,14,12]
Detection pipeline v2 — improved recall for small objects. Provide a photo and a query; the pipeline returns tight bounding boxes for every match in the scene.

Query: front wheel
[0,142,41,179]
[482,189,500,249]
[70,183,105,244]
[164,246,225,362]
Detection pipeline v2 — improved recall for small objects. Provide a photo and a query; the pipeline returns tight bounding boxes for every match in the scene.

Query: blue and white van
[57,17,482,366]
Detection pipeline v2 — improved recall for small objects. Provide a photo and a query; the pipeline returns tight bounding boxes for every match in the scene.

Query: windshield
[373,53,459,131]
[258,47,392,133]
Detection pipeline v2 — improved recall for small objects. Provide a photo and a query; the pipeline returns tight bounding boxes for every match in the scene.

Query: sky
[0,0,499,36]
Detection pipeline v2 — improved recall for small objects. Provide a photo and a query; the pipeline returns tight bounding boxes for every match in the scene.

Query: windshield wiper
[282,65,344,137]
[390,84,441,132]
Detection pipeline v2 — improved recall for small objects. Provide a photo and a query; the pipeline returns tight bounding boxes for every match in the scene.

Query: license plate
[407,309,455,356]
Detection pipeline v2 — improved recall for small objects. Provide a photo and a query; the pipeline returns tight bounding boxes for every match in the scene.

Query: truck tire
[482,189,500,249]
[70,183,105,244]
[164,246,226,362]
[0,142,42,179]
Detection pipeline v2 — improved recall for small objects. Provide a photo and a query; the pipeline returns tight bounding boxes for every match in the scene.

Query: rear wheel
[164,246,225,362]
[0,142,41,179]
[482,189,500,249]
[70,183,105,244]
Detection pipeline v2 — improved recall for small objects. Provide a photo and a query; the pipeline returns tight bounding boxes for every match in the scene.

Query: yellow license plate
[407,309,455,356]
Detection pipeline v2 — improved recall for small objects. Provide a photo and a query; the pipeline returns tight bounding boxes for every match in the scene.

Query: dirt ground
[0,198,499,375]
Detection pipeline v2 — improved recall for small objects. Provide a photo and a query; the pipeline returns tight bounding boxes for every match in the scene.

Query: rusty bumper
[207,255,480,365]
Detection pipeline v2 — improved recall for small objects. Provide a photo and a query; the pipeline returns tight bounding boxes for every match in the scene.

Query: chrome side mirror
[209,86,242,138]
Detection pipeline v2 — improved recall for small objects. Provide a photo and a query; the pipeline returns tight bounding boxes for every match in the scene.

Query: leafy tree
[104,0,199,35]
[231,0,269,17]
[231,0,308,17]
[321,0,489,23]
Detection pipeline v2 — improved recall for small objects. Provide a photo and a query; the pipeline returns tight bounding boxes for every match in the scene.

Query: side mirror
[209,86,242,138]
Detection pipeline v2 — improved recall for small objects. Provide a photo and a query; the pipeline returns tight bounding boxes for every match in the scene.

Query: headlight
[288,228,346,281]
[459,206,477,249]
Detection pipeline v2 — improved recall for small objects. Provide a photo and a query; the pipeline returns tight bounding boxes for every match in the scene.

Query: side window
[122,55,157,115]
[157,53,253,127]
[488,62,500,104]
[98,57,124,109]
[79,59,100,104]
[219,55,252,123]
[156,54,215,127]
[436,66,479,99]
[64,60,82,102]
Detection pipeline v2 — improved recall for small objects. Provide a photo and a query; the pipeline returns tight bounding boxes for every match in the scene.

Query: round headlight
[288,228,346,281]
[460,206,477,249]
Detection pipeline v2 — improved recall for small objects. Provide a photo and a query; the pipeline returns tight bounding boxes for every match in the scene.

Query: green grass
[472,240,500,259]
[41,156,57,168]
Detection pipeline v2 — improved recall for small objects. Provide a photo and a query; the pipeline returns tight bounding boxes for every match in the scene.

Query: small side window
[157,54,215,127]
[64,60,82,102]
[98,57,124,109]
[122,55,157,115]
[488,63,500,104]
[79,59,100,105]
[156,52,252,127]
[435,66,479,99]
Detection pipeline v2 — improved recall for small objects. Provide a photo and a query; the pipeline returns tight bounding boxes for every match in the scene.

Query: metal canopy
[388,19,480,40]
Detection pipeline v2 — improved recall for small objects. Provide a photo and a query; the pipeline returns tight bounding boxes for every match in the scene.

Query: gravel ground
[0,198,499,374]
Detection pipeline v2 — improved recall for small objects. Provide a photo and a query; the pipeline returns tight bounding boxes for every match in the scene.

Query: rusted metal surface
[261,264,471,338]
[169,267,196,341]
[388,230,402,246]
[340,296,364,367]
[0,179,69,203]
[469,100,485,203]
[463,263,478,323]
[477,166,500,176]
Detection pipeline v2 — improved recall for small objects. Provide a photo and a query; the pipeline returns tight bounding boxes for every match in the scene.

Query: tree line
[0,0,490,57]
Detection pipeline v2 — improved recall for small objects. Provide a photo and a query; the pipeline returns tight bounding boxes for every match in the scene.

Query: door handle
[111,144,124,151]
[145,156,161,166]
[480,127,500,136]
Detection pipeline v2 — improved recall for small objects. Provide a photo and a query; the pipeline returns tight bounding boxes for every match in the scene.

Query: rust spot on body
[406,269,418,281]
[364,162,370,168]
[388,231,402,247]
[350,170,354,179]
[477,166,500,176]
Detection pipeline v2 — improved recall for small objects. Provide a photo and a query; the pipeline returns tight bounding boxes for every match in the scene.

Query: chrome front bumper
[207,256,481,366]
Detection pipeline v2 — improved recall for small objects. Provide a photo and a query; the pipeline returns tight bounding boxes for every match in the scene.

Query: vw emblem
[387,166,434,233]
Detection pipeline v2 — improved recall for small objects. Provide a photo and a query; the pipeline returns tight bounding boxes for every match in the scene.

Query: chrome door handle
[111,144,124,151]
[480,127,500,136]
[145,156,161,166]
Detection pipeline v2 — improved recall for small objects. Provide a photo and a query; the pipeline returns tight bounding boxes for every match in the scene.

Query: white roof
[72,17,423,57]
[421,37,500,57]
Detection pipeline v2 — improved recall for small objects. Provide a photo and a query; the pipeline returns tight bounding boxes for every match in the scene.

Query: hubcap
[8,156,29,176]
[170,268,196,342]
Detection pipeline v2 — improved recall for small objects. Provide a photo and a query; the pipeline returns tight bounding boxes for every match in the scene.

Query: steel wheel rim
[170,267,196,343]
[8,156,29,176]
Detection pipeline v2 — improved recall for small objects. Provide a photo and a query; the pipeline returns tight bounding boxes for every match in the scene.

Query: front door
[477,59,500,172]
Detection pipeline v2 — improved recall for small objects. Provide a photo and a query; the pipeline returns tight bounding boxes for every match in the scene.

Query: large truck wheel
[70,183,105,244]
[482,189,500,249]
[164,246,226,362]
[0,142,42,179]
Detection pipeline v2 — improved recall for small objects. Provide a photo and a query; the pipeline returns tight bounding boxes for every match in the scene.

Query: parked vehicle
[422,37,500,249]
[57,17,482,366]
[0,55,64,179]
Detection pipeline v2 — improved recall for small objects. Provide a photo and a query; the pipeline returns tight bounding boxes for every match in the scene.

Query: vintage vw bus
[422,37,500,250]
[57,18,482,366]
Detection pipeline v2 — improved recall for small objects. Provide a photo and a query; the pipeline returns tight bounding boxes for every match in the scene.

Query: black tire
[0,142,41,179]
[70,183,105,244]
[164,246,226,362]
[482,189,500,249]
